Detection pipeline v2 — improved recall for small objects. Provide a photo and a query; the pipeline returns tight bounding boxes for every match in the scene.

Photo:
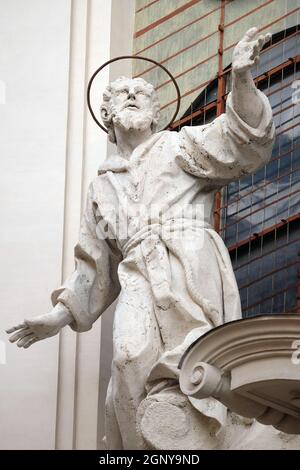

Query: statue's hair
[100,76,160,143]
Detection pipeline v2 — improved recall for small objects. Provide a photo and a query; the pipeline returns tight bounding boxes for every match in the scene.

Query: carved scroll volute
[179,361,223,400]
[179,361,268,420]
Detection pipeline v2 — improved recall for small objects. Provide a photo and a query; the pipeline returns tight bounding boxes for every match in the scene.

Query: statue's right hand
[6,303,73,349]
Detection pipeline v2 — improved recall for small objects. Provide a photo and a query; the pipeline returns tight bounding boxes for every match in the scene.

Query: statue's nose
[128,91,136,100]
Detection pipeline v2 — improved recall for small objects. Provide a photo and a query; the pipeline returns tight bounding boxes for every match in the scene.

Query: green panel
[224,0,272,24]
[135,0,188,31]
[134,9,219,78]
[135,0,145,9]
[223,1,287,49]
[157,55,219,129]
[136,14,219,85]
[134,0,217,58]
[223,0,300,70]
[133,0,300,128]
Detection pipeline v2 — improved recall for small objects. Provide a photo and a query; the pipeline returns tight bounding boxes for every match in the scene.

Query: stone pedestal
[179,314,300,434]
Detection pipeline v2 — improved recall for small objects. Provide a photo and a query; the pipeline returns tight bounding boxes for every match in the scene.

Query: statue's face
[110,78,157,134]
[111,78,154,116]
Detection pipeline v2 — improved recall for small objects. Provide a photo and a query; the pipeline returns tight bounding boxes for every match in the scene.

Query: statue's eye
[116,89,128,95]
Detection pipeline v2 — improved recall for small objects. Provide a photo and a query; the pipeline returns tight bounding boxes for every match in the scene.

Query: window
[175,26,300,317]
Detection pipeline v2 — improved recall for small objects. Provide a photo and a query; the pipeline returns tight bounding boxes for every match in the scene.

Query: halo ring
[87,55,181,133]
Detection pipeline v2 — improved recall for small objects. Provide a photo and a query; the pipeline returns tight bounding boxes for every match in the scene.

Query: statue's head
[100,76,161,143]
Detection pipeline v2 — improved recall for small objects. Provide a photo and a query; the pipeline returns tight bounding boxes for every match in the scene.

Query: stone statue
[6,28,277,449]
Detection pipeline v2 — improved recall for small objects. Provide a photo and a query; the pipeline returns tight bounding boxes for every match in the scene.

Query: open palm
[6,311,66,348]
[232,27,271,73]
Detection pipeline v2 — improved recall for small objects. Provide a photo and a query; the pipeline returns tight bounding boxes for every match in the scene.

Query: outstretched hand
[6,304,73,349]
[232,27,271,74]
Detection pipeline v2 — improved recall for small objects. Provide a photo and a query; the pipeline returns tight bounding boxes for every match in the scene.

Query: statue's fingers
[264,32,272,43]
[17,333,35,348]
[8,328,30,343]
[6,323,26,334]
[257,32,271,50]
[244,27,258,42]
[23,337,38,349]
[257,35,265,50]
[250,42,260,60]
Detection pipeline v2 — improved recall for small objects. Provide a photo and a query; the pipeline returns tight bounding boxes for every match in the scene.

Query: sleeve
[175,89,275,189]
[51,182,122,332]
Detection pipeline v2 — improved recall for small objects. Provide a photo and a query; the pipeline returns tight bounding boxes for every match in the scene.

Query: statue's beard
[111,107,153,134]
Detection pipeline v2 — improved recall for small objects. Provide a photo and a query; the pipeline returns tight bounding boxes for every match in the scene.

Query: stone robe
[51,91,275,449]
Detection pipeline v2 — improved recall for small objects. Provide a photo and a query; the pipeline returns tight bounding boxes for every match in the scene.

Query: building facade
[0,0,299,450]
[133,0,300,317]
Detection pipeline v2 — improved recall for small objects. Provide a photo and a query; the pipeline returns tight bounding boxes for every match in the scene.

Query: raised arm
[231,27,271,128]
[176,27,275,188]
[6,181,122,348]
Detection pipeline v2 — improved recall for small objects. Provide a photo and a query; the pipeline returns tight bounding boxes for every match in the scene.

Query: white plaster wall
[0,0,135,450]
[0,0,71,449]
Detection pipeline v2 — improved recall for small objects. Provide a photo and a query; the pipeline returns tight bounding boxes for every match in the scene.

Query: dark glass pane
[182,28,300,317]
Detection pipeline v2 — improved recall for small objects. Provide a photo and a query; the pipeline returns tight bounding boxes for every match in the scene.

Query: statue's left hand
[6,303,72,349]
[232,27,271,74]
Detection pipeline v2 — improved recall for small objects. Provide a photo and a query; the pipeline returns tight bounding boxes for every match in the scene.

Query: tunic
[51,91,275,449]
